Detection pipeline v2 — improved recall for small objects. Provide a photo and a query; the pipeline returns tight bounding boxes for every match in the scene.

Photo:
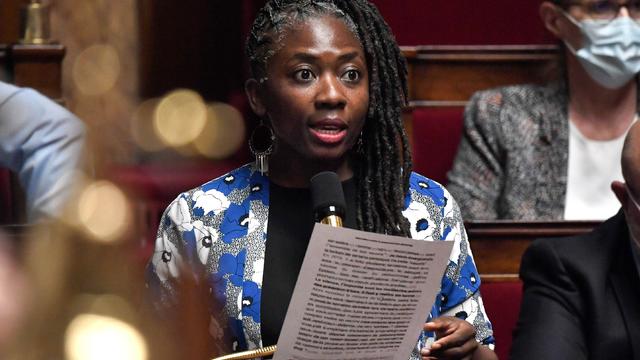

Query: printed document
[273,223,454,360]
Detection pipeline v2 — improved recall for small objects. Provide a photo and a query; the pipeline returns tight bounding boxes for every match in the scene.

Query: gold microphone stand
[211,345,277,360]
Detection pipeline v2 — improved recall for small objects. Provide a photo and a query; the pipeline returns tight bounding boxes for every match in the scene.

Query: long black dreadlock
[246,0,412,237]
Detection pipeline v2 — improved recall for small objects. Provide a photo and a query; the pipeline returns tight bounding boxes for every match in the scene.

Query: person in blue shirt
[0,81,86,222]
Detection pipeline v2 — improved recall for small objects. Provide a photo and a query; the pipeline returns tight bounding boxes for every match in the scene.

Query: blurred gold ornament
[153,89,207,148]
[72,44,121,96]
[131,98,166,152]
[76,180,130,243]
[194,102,246,159]
[65,313,148,360]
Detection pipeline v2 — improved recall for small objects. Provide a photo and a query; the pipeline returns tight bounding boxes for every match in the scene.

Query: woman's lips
[309,119,347,144]
[309,127,347,144]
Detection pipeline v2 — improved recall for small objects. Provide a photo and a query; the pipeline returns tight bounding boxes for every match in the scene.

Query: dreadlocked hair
[246,0,412,237]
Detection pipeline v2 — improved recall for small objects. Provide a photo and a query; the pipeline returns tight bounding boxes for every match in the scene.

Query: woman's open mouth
[309,120,348,144]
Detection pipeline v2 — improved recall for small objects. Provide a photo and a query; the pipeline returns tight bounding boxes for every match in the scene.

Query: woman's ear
[539,1,564,37]
[245,78,267,117]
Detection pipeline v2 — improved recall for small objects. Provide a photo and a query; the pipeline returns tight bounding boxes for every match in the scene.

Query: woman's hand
[420,316,478,360]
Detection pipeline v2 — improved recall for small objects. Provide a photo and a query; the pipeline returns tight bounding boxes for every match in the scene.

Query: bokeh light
[76,180,130,243]
[131,98,166,152]
[72,44,121,96]
[64,313,148,360]
[194,102,246,159]
[153,89,207,147]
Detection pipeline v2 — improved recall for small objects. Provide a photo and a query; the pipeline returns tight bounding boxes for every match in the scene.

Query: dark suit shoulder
[527,212,626,271]
[514,212,637,360]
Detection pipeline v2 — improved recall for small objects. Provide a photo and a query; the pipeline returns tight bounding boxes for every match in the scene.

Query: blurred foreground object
[0,228,29,356]
[3,178,225,359]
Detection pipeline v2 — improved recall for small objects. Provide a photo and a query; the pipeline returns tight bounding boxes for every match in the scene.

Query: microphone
[310,171,346,228]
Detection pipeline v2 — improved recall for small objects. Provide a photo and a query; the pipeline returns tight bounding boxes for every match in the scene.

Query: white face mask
[564,14,640,89]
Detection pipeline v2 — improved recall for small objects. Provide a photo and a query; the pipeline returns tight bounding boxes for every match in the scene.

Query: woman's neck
[566,53,638,140]
[267,148,354,188]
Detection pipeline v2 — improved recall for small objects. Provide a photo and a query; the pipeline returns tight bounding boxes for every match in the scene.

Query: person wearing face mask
[447,0,640,221]
[509,121,640,360]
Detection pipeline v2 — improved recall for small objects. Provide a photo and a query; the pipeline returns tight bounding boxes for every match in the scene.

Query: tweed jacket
[448,81,640,221]
[146,164,495,359]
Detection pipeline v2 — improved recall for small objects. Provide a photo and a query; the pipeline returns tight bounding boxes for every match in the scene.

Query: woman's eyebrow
[290,53,319,63]
[289,50,362,63]
[337,51,362,62]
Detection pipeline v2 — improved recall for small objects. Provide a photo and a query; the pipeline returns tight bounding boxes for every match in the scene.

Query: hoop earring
[249,122,275,175]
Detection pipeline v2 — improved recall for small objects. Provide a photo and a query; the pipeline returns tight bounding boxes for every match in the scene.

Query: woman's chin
[306,145,354,162]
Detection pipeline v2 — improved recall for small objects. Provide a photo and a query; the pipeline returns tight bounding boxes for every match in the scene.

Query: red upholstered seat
[410,107,465,185]
[481,281,523,360]
[108,159,245,262]
[0,169,19,224]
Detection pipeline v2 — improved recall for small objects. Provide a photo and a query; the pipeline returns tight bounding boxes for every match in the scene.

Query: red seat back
[109,159,244,261]
[481,281,523,360]
[410,107,464,185]
[0,169,18,224]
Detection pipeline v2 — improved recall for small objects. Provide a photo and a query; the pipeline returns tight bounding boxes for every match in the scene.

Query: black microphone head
[310,171,346,220]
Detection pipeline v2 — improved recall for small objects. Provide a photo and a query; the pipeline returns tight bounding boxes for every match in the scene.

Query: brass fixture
[20,0,51,45]
[211,345,277,360]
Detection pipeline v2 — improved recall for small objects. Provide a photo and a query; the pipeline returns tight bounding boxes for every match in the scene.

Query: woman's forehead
[276,16,364,55]
[256,15,365,76]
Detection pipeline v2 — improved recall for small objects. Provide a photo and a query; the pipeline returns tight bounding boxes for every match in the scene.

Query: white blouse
[564,117,636,220]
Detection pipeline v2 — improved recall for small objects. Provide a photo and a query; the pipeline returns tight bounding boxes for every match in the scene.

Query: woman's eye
[294,69,315,82]
[341,69,361,83]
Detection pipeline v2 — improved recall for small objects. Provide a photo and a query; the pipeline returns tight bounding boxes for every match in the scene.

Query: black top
[261,178,357,347]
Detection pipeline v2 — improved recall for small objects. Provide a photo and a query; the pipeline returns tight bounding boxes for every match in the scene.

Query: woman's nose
[315,74,346,109]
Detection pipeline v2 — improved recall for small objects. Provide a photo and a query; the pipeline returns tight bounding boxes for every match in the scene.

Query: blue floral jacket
[146,164,495,358]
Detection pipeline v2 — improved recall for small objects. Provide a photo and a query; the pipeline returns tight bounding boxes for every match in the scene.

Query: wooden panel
[10,44,65,101]
[467,220,600,282]
[402,45,559,106]
[0,44,9,82]
[0,0,30,44]
[0,170,16,224]
[137,0,244,100]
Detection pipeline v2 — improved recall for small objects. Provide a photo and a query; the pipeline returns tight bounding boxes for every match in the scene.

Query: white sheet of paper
[273,223,454,360]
